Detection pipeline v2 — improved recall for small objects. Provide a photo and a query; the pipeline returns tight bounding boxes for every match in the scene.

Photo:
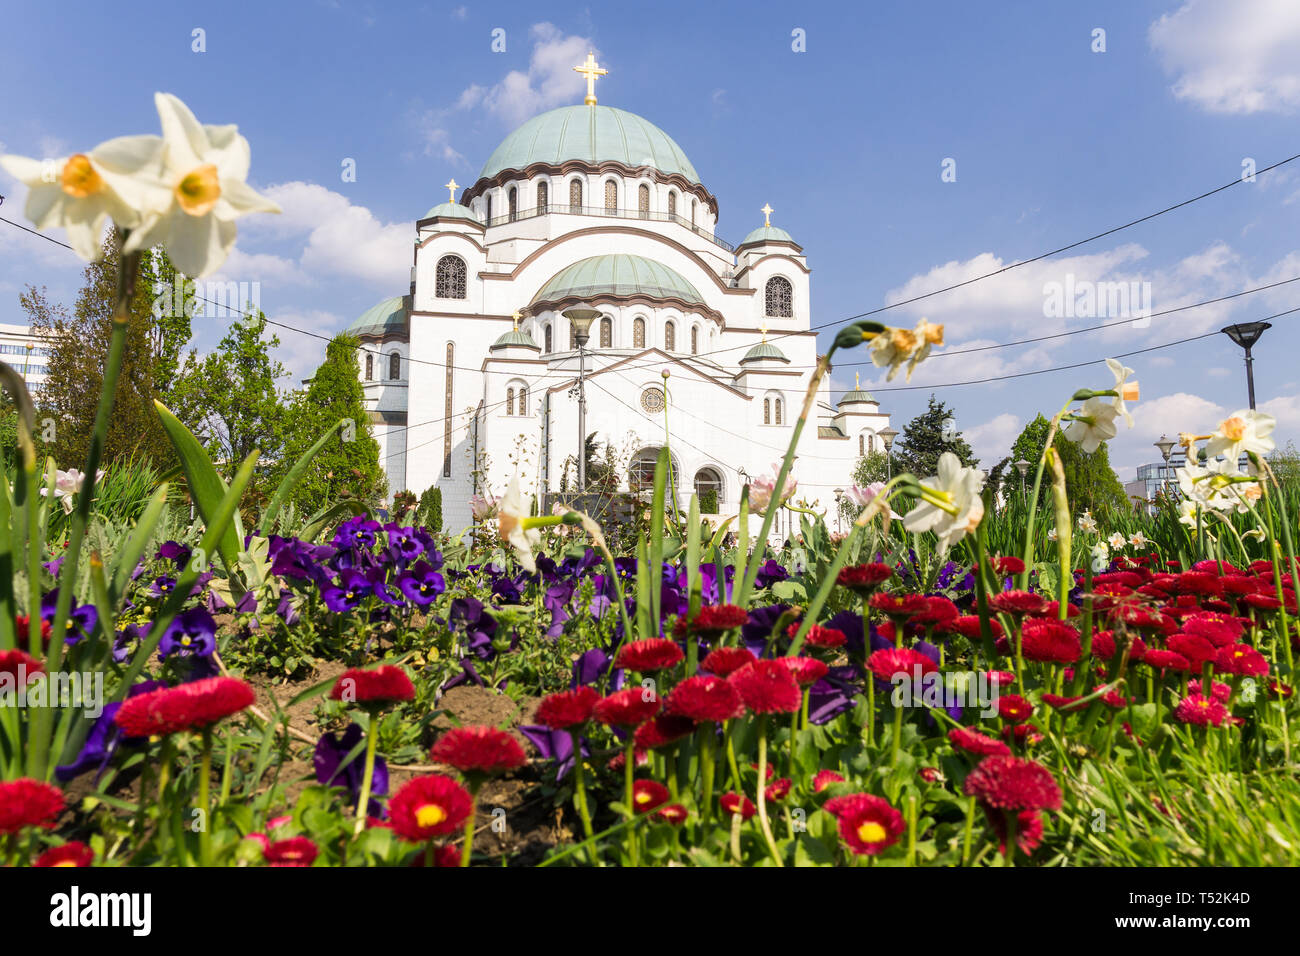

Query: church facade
[344,58,891,533]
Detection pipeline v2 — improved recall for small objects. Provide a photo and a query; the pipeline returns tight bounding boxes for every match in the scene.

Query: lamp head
[1013,458,1030,477]
[1221,322,1271,351]
[562,307,602,347]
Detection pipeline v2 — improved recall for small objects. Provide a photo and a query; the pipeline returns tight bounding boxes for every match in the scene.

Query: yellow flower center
[1220,417,1247,441]
[176,164,222,216]
[53,860,78,867]
[919,321,944,345]
[60,154,104,198]
[416,803,447,827]
[857,820,888,844]
[635,792,650,804]
[1121,381,1140,403]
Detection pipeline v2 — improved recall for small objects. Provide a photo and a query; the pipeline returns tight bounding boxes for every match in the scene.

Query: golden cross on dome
[445,179,459,202]
[855,371,860,389]
[574,52,607,106]
[761,203,773,227]
[511,310,522,331]
[760,321,768,343]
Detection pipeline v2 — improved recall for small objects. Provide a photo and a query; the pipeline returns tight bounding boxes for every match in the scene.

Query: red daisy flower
[113,676,255,738]
[0,778,64,834]
[607,748,650,772]
[812,769,845,793]
[1242,592,1283,611]
[665,675,743,723]
[1176,571,1223,596]
[766,778,792,801]
[388,774,473,842]
[264,836,319,867]
[1041,693,1083,711]
[634,712,696,749]
[13,614,52,648]
[796,623,847,649]
[988,807,1043,856]
[1215,643,1269,677]
[1090,630,1117,659]
[1268,679,1295,699]
[1167,632,1218,667]
[430,725,526,775]
[592,688,662,728]
[918,766,943,783]
[868,592,932,620]
[1034,601,1081,619]
[614,638,684,673]
[728,659,802,714]
[1174,693,1229,727]
[1182,612,1245,647]
[700,646,757,677]
[719,792,756,819]
[945,615,1004,640]
[782,656,829,687]
[987,670,1017,688]
[996,694,1033,722]
[33,841,94,867]
[990,590,1047,616]
[912,596,960,629]
[673,604,749,639]
[948,726,1011,757]
[962,755,1062,812]
[0,648,42,684]
[1093,570,1144,588]
[866,647,938,683]
[631,779,671,814]
[1142,649,1192,672]
[329,665,415,707]
[1019,619,1081,664]
[410,844,463,867]
[655,803,688,825]
[1220,574,1260,596]
[535,686,600,730]
[991,556,1026,576]
[835,794,905,856]
[836,562,893,594]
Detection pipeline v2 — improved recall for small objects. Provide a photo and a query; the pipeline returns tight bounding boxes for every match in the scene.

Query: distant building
[0,322,56,399]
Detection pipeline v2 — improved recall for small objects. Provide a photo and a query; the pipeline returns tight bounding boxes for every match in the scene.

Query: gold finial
[511,310,522,331]
[855,371,860,389]
[761,203,773,227]
[573,52,607,106]
[760,321,767,343]
[445,178,459,202]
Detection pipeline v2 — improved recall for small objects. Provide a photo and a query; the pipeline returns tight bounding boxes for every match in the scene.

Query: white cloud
[266,308,348,383]
[966,412,1021,465]
[1149,0,1300,114]
[458,23,596,127]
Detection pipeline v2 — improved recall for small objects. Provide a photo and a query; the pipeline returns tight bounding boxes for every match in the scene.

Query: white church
[343,56,891,532]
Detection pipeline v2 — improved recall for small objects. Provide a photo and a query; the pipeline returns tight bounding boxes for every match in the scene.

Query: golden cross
[445,179,459,202]
[855,372,860,389]
[511,310,522,331]
[761,203,773,227]
[574,52,607,106]
[760,321,767,342]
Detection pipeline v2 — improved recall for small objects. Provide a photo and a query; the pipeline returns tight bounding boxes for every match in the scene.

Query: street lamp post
[1013,458,1030,502]
[879,427,899,480]
[1220,322,1271,410]
[1154,434,1176,504]
[562,307,602,493]
[833,487,844,535]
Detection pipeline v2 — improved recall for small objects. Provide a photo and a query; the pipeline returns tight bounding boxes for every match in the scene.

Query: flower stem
[569,729,595,843]
[623,738,638,866]
[699,724,716,823]
[352,712,380,837]
[198,728,213,867]
[460,795,477,868]
[754,715,783,867]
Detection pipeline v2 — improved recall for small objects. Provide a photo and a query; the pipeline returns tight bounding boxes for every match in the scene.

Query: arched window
[518,385,527,416]
[765,276,793,317]
[544,324,553,353]
[859,434,864,456]
[506,387,515,416]
[868,433,875,454]
[604,179,617,212]
[443,343,454,477]
[508,186,517,222]
[569,323,578,350]
[774,397,783,425]
[638,183,650,219]
[485,193,492,222]
[763,398,771,425]
[569,178,582,212]
[536,180,548,210]
[599,317,612,348]
[690,326,699,354]
[435,255,467,299]
[668,191,677,218]
[694,467,722,512]
[365,352,373,381]
[664,321,675,352]
[389,350,400,380]
[691,199,697,227]
[633,317,645,349]
[628,447,679,492]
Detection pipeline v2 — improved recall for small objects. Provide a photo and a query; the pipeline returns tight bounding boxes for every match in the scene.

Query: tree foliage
[1010,413,1130,517]
[892,395,979,478]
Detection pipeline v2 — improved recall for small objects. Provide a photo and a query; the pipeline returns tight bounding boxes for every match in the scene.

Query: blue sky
[3,0,1299,479]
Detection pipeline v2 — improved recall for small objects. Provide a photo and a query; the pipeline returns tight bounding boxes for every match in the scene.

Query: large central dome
[478,105,700,184]
[532,254,705,306]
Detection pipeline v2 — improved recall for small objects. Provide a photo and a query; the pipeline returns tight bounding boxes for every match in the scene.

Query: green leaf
[258,418,348,535]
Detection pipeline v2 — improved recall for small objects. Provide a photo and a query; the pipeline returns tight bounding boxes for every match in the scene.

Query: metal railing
[484,204,736,254]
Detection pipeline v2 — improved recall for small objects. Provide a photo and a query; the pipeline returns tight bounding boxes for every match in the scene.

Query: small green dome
[346,296,406,339]
[422,201,481,223]
[839,389,877,405]
[739,225,795,247]
[491,328,540,351]
[532,254,705,306]
[479,105,700,183]
[740,342,789,364]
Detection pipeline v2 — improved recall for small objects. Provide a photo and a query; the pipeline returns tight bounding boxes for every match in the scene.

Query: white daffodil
[0,137,162,261]
[1204,409,1275,464]
[1176,457,1257,515]
[1046,527,1058,542]
[1107,531,1126,550]
[870,326,919,382]
[903,452,986,552]
[1077,510,1098,534]
[748,465,796,515]
[906,319,945,379]
[469,492,498,521]
[1090,542,1110,573]
[1177,498,1200,528]
[496,477,541,573]
[121,93,280,277]
[1061,397,1120,454]
[1105,358,1139,428]
[1129,531,1148,548]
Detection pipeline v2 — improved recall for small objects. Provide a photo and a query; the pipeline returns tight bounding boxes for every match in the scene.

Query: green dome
[479,106,700,184]
[839,389,877,405]
[346,296,406,339]
[739,225,795,247]
[532,254,705,306]
[422,201,481,223]
[491,328,540,351]
[740,342,789,364]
